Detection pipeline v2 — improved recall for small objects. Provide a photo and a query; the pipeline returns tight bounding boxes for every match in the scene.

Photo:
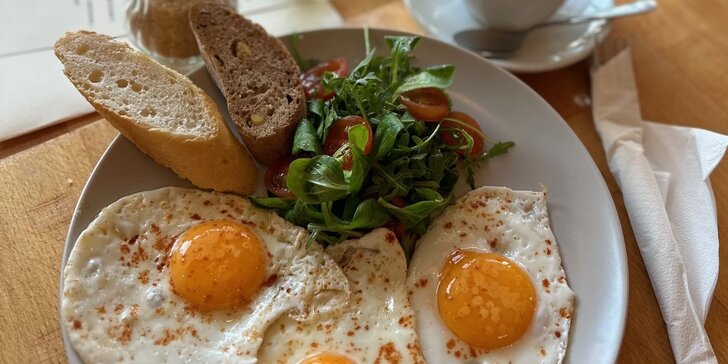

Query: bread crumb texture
[54,31,215,137]
[190,3,306,165]
[54,31,258,196]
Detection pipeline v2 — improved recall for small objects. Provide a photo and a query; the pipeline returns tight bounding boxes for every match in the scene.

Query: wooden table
[1,0,726,362]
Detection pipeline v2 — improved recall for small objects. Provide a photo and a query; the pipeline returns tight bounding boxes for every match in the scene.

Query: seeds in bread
[189,3,306,165]
[54,31,257,195]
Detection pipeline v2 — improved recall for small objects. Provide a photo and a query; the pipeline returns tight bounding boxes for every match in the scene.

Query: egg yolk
[169,220,268,311]
[437,250,536,350]
[299,353,354,364]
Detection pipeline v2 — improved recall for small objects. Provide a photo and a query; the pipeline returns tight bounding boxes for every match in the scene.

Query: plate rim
[59,26,628,363]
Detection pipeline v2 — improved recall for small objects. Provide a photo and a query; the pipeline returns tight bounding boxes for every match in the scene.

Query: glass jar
[126,0,236,73]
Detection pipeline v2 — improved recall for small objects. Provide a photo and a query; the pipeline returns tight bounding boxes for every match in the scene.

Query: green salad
[251,32,513,257]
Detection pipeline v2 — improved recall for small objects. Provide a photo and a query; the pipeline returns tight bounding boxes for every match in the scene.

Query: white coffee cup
[463,0,566,31]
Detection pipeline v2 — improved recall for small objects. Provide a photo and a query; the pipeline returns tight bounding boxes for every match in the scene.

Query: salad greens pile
[251,32,513,257]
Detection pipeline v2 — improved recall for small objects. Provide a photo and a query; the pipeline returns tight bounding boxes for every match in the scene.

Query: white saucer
[405,0,612,73]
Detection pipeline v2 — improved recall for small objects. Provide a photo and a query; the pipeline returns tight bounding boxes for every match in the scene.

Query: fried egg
[407,186,575,363]
[257,228,426,364]
[62,187,349,363]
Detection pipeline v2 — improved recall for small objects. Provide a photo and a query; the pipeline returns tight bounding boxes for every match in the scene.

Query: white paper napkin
[0,0,342,142]
[592,48,728,363]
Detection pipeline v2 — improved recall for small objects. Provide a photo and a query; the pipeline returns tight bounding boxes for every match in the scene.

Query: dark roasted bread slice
[189,3,306,165]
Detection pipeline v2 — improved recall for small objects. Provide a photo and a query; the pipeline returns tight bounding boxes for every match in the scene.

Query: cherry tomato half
[390,196,407,208]
[323,115,374,170]
[384,196,407,240]
[264,156,295,198]
[384,219,406,241]
[300,57,349,100]
[440,111,485,158]
[399,87,450,121]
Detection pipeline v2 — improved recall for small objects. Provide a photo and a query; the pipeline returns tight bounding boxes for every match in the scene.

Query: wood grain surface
[1,0,726,363]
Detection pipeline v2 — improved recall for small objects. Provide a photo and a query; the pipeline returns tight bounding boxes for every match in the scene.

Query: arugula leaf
[309,98,325,119]
[324,70,383,118]
[342,194,362,220]
[291,201,324,226]
[412,187,443,202]
[349,48,377,80]
[286,156,350,203]
[310,199,389,237]
[320,201,337,226]
[249,197,294,210]
[400,111,416,126]
[394,123,441,153]
[374,113,404,160]
[372,163,410,197]
[292,119,322,154]
[385,36,421,84]
[348,199,390,229]
[426,152,447,184]
[347,124,369,151]
[349,143,369,194]
[414,120,427,135]
[483,141,515,160]
[322,105,339,140]
[394,64,456,98]
[378,196,445,228]
[307,224,363,240]
[385,36,421,54]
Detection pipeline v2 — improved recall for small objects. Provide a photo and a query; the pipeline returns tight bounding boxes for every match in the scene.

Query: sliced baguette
[54,31,257,195]
[189,3,306,165]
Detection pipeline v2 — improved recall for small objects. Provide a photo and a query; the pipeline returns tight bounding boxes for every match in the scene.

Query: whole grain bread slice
[189,2,306,165]
[55,31,257,195]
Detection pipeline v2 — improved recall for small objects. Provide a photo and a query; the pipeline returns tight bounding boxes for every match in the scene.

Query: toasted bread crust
[55,31,257,195]
[189,3,306,165]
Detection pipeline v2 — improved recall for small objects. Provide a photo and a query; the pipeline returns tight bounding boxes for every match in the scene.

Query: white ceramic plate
[61,28,627,363]
[405,0,612,73]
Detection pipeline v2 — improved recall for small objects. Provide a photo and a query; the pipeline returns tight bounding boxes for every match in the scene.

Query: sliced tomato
[440,111,485,158]
[323,115,374,170]
[399,87,450,121]
[300,57,348,100]
[264,156,295,198]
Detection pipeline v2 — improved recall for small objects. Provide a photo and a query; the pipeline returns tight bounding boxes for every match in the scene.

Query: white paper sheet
[0,0,342,142]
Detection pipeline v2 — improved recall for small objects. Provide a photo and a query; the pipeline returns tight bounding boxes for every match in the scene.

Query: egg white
[257,228,426,363]
[407,186,576,364]
[62,187,349,363]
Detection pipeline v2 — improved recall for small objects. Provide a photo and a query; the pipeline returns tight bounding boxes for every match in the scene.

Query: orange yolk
[169,220,268,311]
[299,353,354,364]
[437,250,536,350]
